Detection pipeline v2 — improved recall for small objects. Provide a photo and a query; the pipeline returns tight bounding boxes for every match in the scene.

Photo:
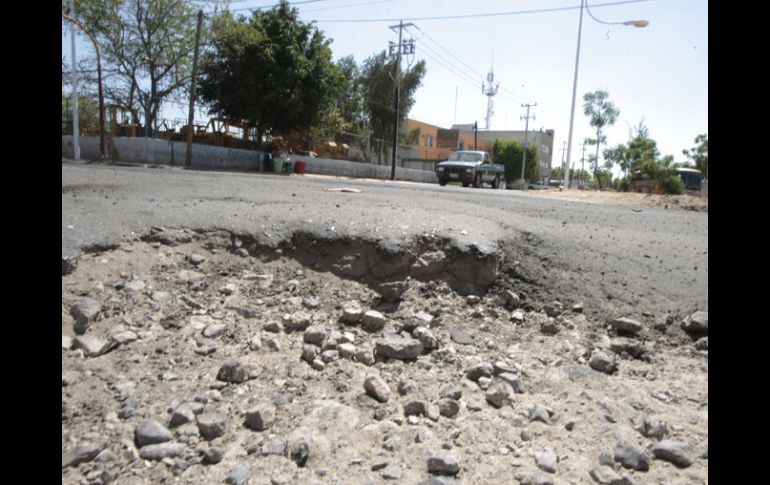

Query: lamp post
[563,0,648,189]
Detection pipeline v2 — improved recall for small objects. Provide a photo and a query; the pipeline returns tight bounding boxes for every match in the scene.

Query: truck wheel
[462,181,470,187]
[492,174,500,189]
[439,180,447,186]
[472,173,482,188]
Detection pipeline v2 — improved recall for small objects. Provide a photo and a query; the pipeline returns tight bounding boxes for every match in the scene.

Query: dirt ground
[525,189,708,212]
[62,229,708,485]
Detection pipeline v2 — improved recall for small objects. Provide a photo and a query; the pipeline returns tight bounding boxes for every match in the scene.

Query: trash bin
[294,160,306,174]
[263,155,273,172]
[282,158,294,173]
[273,157,284,173]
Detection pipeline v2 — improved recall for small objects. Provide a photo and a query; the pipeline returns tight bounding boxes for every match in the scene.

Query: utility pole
[560,141,567,171]
[453,86,458,125]
[520,103,537,186]
[69,0,80,160]
[474,121,477,150]
[388,21,415,180]
[185,10,203,168]
[580,140,587,188]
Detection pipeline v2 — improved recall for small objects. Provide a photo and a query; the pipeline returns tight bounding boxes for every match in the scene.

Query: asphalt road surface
[62,162,707,320]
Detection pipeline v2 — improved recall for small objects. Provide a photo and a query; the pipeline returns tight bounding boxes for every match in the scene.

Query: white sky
[62,0,708,170]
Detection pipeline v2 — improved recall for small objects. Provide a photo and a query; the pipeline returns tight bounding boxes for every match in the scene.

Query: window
[459,141,464,150]
[425,135,433,147]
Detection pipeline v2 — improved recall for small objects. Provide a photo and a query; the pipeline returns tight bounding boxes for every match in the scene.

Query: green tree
[583,90,619,187]
[66,0,208,136]
[335,55,365,131]
[199,1,343,143]
[360,51,426,162]
[682,133,708,179]
[492,139,538,183]
[62,94,100,135]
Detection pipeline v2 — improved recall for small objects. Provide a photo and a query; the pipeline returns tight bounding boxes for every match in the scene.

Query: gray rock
[189,254,206,265]
[694,337,708,350]
[427,452,460,475]
[383,434,401,451]
[375,336,423,360]
[341,301,364,324]
[264,321,284,333]
[477,376,492,390]
[535,449,558,473]
[135,418,174,447]
[449,328,474,345]
[540,318,561,335]
[124,280,146,292]
[485,380,515,408]
[382,463,402,479]
[636,414,668,440]
[245,404,276,431]
[202,323,226,338]
[609,317,643,335]
[62,335,73,350]
[321,349,339,363]
[438,399,461,418]
[590,351,618,374]
[201,447,224,464]
[73,335,109,357]
[497,372,525,393]
[681,311,708,335]
[170,402,204,428]
[111,330,138,345]
[564,418,579,431]
[302,297,320,309]
[364,373,391,402]
[70,298,102,334]
[311,358,325,371]
[361,310,388,332]
[62,442,105,468]
[304,325,328,346]
[426,404,441,422]
[440,386,462,400]
[609,338,645,358]
[511,310,525,323]
[261,437,286,455]
[284,311,312,332]
[411,250,446,278]
[249,335,262,351]
[514,471,554,485]
[598,452,615,467]
[651,440,698,467]
[302,344,320,363]
[614,442,650,471]
[403,400,428,416]
[589,465,621,484]
[196,413,227,440]
[414,326,438,350]
[139,442,186,461]
[376,281,408,302]
[226,464,252,485]
[543,303,562,317]
[466,362,494,381]
[528,404,551,424]
[338,342,356,358]
[217,362,248,383]
[572,302,584,313]
[287,430,310,467]
[355,347,376,365]
[503,290,521,309]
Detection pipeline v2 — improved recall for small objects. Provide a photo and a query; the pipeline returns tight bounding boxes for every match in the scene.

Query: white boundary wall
[62,136,437,184]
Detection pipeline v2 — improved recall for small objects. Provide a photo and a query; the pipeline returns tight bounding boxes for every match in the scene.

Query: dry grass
[527,188,708,211]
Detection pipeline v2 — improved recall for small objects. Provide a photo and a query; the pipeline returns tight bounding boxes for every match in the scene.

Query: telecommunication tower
[482,66,499,130]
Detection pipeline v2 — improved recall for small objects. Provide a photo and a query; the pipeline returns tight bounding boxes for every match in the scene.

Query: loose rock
[427,452,460,475]
[245,404,276,431]
[135,418,174,447]
[70,297,102,334]
[651,440,698,467]
[196,412,227,440]
[364,373,391,402]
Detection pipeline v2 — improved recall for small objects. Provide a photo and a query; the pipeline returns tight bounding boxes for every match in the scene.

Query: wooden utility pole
[186,10,203,168]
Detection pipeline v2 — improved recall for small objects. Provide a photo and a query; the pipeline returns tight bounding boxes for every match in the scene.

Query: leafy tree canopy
[492,139,539,182]
[682,133,708,179]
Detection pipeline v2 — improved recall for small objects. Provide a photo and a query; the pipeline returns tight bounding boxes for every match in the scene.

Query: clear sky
[62,0,708,170]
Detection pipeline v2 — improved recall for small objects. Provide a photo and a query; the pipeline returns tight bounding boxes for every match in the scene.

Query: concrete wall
[63,136,437,184]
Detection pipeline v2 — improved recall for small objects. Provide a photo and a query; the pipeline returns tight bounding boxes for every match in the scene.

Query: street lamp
[563,0,648,189]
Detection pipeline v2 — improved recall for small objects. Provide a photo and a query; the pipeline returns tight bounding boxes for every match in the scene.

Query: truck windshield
[448,152,483,162]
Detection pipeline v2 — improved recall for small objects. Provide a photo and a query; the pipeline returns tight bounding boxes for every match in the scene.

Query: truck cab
[436,151,504,188]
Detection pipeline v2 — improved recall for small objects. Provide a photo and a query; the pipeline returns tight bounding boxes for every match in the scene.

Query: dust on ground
[526,189,708,212]
[62,229,708,485]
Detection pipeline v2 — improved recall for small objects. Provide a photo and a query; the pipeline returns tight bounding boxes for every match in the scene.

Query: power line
[302,0,399,13]
[230,0,332,13]
[310,0,652,23]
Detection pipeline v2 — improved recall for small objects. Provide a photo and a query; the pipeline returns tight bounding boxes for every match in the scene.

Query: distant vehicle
[436,151,505,188]
[528,183,549,190]
[629,167,703,196]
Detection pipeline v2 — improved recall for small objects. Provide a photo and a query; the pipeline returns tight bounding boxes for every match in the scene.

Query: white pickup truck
[435,151,505,188]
